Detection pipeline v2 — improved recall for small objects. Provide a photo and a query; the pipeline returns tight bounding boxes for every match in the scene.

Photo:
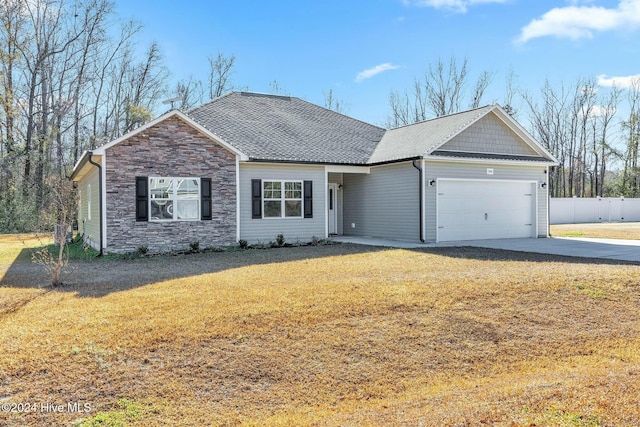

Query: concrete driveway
[333,236,640,262]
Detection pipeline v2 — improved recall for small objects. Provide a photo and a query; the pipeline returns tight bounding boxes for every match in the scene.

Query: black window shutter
[251,179,262,219]
[135,176,148,222]
[304,180,313,218]
[201,178,212,220]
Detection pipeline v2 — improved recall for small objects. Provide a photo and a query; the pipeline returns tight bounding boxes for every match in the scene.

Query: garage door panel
[437,180,535,242]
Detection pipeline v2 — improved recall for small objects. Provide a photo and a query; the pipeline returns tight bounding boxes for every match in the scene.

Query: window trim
[261,179,304,219]
[148,177,201,222]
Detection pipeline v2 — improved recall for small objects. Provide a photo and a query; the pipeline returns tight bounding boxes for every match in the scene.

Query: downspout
[87,152,104,256]
[546,166,552,237]
[412,159,426,243]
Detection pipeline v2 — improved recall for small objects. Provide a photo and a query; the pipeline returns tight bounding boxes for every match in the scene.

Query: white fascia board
[70,152,103,182]
[424,155,558,167]
[325,165,370,174]
[72,150,91,172]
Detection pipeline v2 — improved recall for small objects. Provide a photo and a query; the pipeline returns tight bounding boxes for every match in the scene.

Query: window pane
[151,200,174,220]
[263,181,281,198]
[285,181,302,199]
[149,178,173,199]
[285,200,302,217]
[264,200,281,217]
[177,200,199,219]
[177,179,199,199]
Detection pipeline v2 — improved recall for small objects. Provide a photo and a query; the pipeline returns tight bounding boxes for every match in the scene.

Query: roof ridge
[239,91,292,101]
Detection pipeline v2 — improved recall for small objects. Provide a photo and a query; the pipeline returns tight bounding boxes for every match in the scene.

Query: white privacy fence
[550,197,640,224]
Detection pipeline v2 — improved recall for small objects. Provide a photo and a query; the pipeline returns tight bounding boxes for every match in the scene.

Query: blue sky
[113,0,640,126]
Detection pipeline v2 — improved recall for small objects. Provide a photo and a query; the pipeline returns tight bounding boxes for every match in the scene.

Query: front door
[328,183,338,235]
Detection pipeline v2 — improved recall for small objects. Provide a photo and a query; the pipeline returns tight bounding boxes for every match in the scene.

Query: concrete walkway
[332,235,640,262]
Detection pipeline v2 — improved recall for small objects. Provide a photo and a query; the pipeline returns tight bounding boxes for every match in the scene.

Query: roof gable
[368,106,495,164]
[369,105,557,164]
[93,110,248,159]
[439,113,540,156]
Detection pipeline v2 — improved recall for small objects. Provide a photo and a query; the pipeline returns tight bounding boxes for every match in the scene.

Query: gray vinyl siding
[77,167,101,250]
[441,114,539,156]
[424,161,548,242]
[343,161,419,241]
[239,163,326,243]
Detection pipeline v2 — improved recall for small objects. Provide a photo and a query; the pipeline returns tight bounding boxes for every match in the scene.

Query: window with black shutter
[136,176,148,221]
[251,179,262,219]
[201,178,212,220]
[304,180,313,218]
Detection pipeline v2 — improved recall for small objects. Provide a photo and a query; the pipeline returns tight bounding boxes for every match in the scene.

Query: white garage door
[437,180,536,241]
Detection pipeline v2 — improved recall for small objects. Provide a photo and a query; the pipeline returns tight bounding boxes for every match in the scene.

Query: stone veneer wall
[105,116,237,253]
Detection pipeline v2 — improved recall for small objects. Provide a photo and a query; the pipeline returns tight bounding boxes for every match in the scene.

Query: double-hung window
[251,179,312,219]
[262,180,302,218]
[149,177,200,221]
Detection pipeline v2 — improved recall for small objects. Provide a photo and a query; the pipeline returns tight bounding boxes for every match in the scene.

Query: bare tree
[268,79,287,95]
[30,175,77,286]
[524,77,623,198]
[387,56,494,127]
[0,0,169,233]
[502,68,519,117]
[592,87,619,196]
[323,88,347,114]
[621,79,640,196]
[174,76,204,110]
[124,42,168,132]
[208,51,235,99]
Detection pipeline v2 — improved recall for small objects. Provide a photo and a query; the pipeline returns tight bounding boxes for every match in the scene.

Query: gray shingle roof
[185,93,556,166]
[187,92,385,164]
[368,105,496,164]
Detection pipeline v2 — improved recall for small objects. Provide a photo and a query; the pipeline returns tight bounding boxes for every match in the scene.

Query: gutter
[87,152,104,256]
[411,159,426,243]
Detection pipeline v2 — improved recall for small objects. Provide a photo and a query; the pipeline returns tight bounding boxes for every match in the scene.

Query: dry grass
[551,222,640,240]
[1,235,639,426]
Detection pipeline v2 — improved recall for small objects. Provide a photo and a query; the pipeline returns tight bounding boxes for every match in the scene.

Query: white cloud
[516,0,640,44]
[355,63,401,83]
[597,73,640,88]
[403,0,508,13]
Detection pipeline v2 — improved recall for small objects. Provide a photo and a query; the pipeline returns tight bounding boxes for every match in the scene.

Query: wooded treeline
[0,0,167,231]
[387,57,640,200]
[1,0,640,233]
[0,0,236,232]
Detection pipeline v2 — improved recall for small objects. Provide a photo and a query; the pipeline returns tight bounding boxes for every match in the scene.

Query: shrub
[137,245,148,256]
[238,239,248,249]
[189,240,200,253]
[276,233,285,246]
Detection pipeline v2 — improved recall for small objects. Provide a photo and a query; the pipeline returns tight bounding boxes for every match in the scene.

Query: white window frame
[149,177,201,222]
[262,179,303,219]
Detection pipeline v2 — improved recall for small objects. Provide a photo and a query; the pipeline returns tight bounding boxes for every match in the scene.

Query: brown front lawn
[551,222,640,240]
[1,235,639,426]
